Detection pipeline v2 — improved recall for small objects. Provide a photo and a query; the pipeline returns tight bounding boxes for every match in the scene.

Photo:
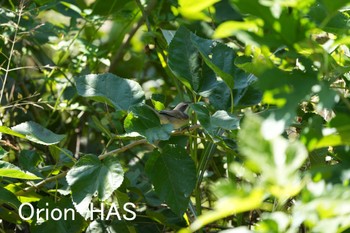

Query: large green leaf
[167,26,208,92]
[123,104,173,143]
[167,27,219,94]
[75,73,145,111]
[0,161,42,180]
[66,155,124,217]
[11,121,65,145]
[145,145,196,216]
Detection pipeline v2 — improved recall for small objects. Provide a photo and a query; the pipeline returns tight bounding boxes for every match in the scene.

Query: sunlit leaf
[11,121,65,145]
[238,114,308,199]
[178,0,220,21]
[75,73,145,111]
[0,161,42,180]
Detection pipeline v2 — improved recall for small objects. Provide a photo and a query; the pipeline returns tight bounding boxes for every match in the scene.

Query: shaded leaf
[0,186,22,210]
[168,26,206,91]
[145,145,196,216]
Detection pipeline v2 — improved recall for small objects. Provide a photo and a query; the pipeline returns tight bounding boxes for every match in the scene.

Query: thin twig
[0,2,24,104]
[16,171,68,196]
[16,138,148,195]
[17,124,201,195]
[0,65,58,72]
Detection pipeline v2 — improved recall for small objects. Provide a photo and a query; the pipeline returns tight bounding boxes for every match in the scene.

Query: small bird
[158,102,190,129]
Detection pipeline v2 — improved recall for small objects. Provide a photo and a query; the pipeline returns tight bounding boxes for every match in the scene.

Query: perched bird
[158,102,190,129]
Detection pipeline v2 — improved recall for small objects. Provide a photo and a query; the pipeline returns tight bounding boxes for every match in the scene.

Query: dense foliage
[1,0,350,232]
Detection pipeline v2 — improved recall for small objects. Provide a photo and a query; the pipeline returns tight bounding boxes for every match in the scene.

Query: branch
[16,171,68,196]
[98,139,148,160]
[16,139,149,195]
[16,124,201,195]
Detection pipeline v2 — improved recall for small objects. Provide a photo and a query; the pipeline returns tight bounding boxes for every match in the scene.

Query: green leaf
[145,145,196,216]
[168,26,206,91]
[66,155,124,217]
[255,59,318,123]
[146,209,187,230]
[307,113,350,149]
[92,0,132,16]
[238,114,308,200]
[328,113,350,144]
[207,81,232,110]
[191,103,239,135]
[309,1,350,33]
[0,161,42,180]
[0,125,26,139]
[211,110,240,130]
[167,27,219,94]
[192,38,236,89]
[0,147,8,159]
[178,0,220,21]
[11,121,65,145]
[213,20,259,38]
[124,104,173,143]
[293,185,350,233]
[187,187,264,232]
[31,197,85,233]
[301,115,325,151]
[170,26,253,92]
[18,150,44,174]
[92,115,113,138]
[0,186,22,210]
[75,73,145,111]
